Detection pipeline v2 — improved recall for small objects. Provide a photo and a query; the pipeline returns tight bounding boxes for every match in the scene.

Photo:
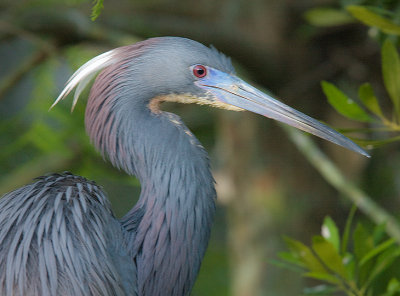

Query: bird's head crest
[51,39,160,111]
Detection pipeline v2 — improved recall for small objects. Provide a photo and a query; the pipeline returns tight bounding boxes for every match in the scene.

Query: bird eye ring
[192,65,207,78]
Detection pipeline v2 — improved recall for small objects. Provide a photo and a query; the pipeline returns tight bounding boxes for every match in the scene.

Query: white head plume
[51,49,118,111]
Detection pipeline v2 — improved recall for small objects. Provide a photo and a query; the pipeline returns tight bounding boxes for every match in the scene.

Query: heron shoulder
[0,172,134,296]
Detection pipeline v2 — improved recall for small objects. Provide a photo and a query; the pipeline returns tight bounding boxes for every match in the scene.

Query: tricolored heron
[0,37,368,296]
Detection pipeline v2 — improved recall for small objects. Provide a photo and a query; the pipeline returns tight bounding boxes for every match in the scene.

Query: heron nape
[0,37,368,296]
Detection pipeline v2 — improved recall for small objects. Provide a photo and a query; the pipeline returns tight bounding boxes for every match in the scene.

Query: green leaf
[341,205,357,255]
[347,6,400,35]
[358,83,383,117]
[304,272,340,285]
[322,81,372,122]
[278,251,306,268]
[353,223,373,261]
[354,223,375,286]
[359,238,396,266]
[342,252,355,281]
[385,278,400,296]
[269,258,305,273]
[382,39,400,117]
[373,223,388,245]
[321,216,340,252]
[312,236,348,279]
[284,237,327,273]
[364,247,400,290]
[91,0,104,21]
[304,8,354,27]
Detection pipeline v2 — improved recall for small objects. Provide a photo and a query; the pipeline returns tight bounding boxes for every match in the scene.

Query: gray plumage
[0,173,135,295]
[0,37,228,296]
[0,36,368,296]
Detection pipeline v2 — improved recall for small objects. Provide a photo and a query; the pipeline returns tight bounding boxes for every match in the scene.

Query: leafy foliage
[283,4,400,294]
[321,81,372,123]
[347,6,400,36]
[91,0,104,21]
[304,2,400,33]
[304,8,354,27]
[382,39,400,115]
[278,210,400,295]
[321,39,400,148]
[303,2,400,148]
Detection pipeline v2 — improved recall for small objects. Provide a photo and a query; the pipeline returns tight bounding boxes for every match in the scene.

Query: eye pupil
[193,65,207,78]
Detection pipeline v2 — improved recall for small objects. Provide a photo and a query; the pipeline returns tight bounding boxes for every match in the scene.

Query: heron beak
[195,68,369,157]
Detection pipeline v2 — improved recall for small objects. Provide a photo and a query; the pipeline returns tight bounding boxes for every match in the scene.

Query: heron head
[52,37,369,157]
[138,37,368,157]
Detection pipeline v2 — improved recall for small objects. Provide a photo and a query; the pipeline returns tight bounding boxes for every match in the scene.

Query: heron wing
[0,172,136,296]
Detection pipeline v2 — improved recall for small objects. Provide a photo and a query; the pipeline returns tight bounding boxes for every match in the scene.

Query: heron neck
[114,109,216,296]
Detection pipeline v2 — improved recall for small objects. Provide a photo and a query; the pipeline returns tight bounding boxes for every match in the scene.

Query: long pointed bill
[195,68,369,157]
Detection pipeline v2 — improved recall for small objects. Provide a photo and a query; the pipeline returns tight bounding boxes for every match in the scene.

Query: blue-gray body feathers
[0,173,135,295]
[0,37,233,295]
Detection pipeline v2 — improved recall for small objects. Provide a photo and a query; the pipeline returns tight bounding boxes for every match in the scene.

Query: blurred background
[1,0,399,295]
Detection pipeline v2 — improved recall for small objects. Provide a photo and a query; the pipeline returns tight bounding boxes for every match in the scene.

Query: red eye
[192,65,207,78]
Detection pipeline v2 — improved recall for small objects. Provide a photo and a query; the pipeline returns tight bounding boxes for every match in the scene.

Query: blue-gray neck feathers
[85,38,219,295]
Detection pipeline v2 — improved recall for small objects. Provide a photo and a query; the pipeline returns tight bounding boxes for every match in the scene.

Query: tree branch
[283,125,400,242]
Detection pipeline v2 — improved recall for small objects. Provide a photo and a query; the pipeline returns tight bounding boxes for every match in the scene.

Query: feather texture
[1,37,237,296]
[0,173,135,296]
